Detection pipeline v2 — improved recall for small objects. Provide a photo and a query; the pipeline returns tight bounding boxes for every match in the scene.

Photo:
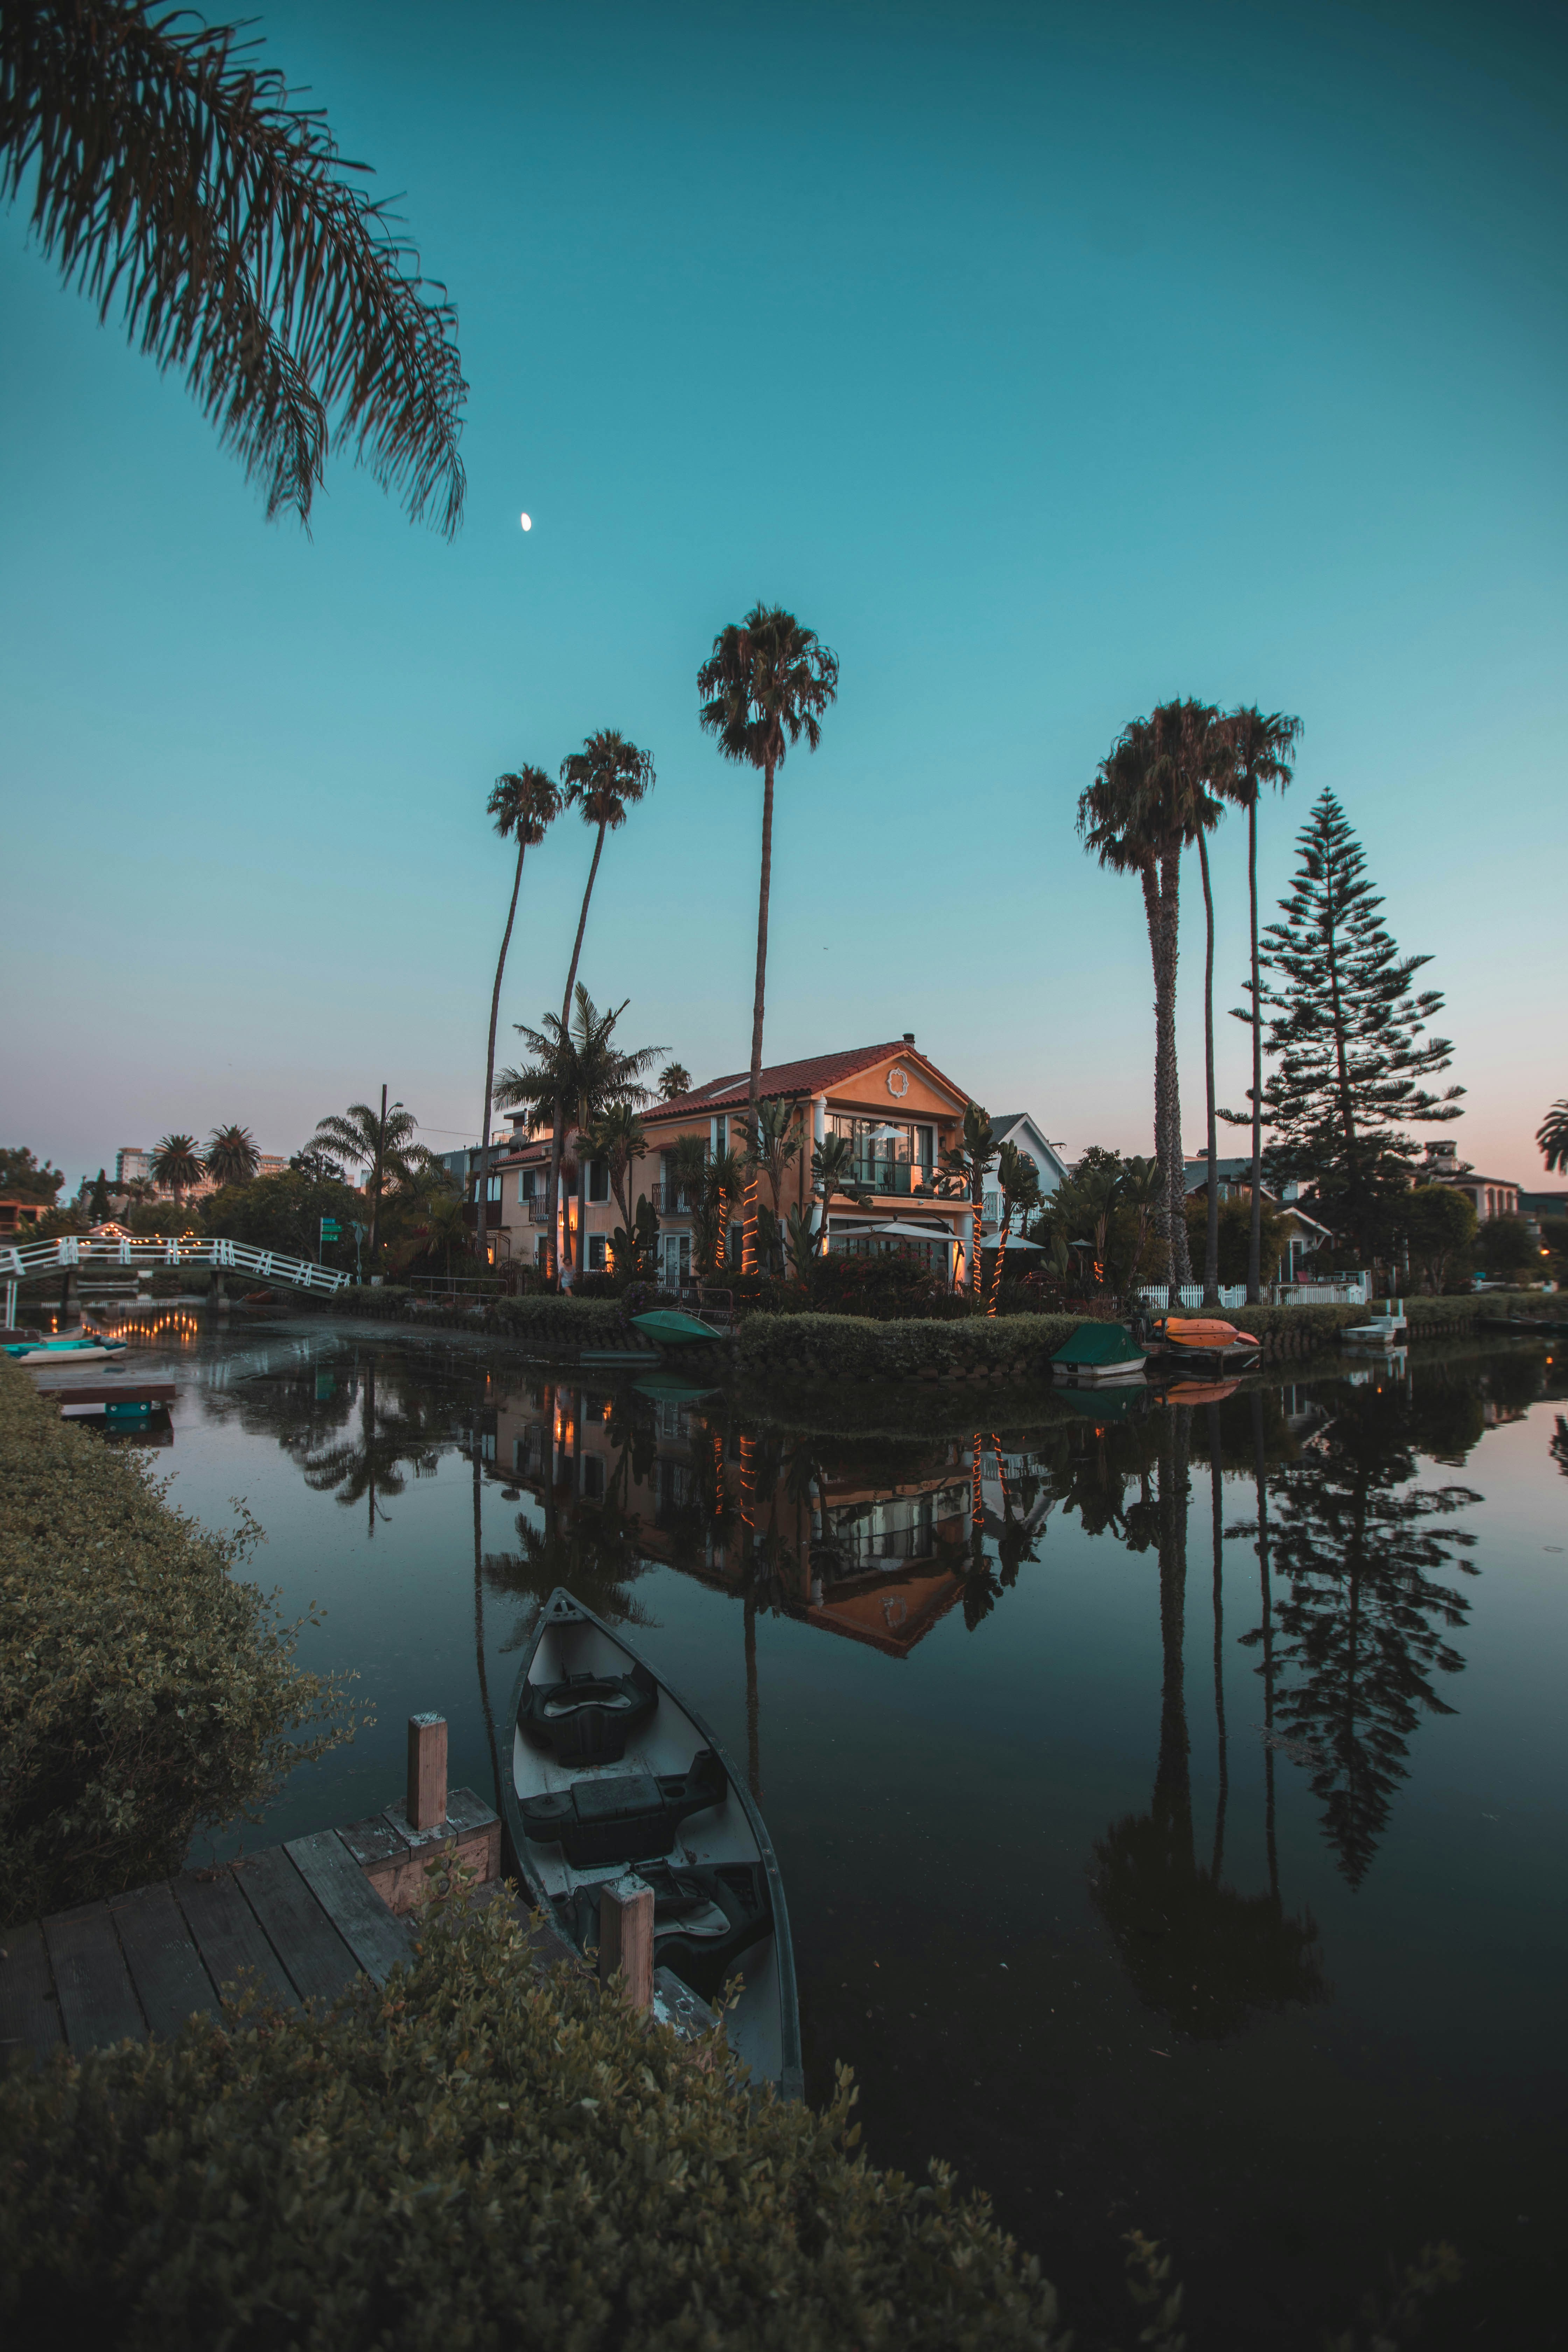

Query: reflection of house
[486,1376,991,1659]
[490,1036,979,1287]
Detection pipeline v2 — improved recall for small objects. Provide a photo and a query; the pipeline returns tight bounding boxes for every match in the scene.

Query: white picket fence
[1136,1274,1371,1310]
[0,1234,350,1295]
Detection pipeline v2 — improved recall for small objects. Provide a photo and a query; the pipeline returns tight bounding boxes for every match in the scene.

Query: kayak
[1149,1317,1260,1370]
[4,1335,130,1365]
[504,1588,802,2100]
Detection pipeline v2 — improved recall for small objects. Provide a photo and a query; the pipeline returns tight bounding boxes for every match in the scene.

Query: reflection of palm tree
[1208,1403,1228,1879]
[472,1436,501,1810]
[482,1385,652,1647]
[298,1357,447,1534]
[1092,1404,1327,2039]
[1553,1416,1568,1480]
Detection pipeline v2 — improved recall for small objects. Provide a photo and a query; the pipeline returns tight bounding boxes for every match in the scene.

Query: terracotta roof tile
[644,1043,959,1124]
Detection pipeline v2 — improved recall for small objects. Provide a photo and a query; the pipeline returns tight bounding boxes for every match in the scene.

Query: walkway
[1,1235,351,1296]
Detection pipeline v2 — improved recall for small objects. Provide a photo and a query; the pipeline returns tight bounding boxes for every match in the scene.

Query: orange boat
[1149,1316,1261,1372]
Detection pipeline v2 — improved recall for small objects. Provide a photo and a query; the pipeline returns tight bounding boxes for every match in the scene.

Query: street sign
[319,1219,342,1239]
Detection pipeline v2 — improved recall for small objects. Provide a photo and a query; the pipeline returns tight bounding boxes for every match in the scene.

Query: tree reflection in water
[296,1357,452,1535]
[1092,1404,1328,2041]
[481,1379,654,1651]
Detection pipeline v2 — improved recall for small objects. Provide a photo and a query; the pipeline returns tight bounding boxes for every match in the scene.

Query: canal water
[83,1307,1567,2344]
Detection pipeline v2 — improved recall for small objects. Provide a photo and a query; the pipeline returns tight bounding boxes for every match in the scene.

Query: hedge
[0,1886,1073,2352]
[735,1311,1086,1384]
[318,1287,636,1350]
[0,1364,355,1927]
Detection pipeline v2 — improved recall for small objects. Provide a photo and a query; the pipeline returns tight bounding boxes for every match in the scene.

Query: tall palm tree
[658,1061,692,1101]
[1078,702,1222,1304]
[937,1102,998,1303]
[697,605,839,1274]
[542,733,656,1283]
[495,990,660,1279]
[475,766,561,1233]
[312,1090,422,1272]
[1,0,466,534]
[1537,1099,1568,1174]
[1219,707,1303,1303]
[204,1123,259,1186]
[150,1132,203,1200]
[1154,701,1233,1307]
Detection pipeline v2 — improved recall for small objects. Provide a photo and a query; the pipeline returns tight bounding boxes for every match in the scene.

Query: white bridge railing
[0,1235,351,1295]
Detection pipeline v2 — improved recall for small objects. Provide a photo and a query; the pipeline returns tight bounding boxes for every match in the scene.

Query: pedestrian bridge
[0,1234,351,1296]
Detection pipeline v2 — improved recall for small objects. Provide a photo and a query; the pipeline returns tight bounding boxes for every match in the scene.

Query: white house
[982,1114,1069,1233]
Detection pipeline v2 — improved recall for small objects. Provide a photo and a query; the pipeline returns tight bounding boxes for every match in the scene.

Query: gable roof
[644,1042,969,1125]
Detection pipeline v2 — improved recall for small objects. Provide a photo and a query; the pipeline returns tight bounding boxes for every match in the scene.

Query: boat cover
[1052,1321,1143,1366]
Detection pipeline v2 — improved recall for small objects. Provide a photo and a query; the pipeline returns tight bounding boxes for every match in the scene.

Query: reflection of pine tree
[1553,1416,1568,1480]
[1267,1387,1478,1888]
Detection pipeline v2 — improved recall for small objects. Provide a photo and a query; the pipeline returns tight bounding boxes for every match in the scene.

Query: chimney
[902,1031,915,1044]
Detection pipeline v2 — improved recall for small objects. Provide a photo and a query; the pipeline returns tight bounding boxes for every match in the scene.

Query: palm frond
[1,0,466,532]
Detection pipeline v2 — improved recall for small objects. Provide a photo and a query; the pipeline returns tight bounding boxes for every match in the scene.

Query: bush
[0,1364,354,1927]
[736,1311,1090,1384]
[0,1889,1069,2351]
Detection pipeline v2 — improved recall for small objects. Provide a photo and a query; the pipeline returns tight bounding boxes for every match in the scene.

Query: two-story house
[490,1034,979,1287]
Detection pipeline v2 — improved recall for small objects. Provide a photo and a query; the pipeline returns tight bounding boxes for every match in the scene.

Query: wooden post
[406,1713,448,1832]
[598,1873,654,2010]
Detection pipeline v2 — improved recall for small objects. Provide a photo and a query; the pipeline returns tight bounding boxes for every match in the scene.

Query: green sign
[319,1218,342,1239]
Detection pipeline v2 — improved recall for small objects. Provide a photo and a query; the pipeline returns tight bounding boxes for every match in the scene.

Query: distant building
[115,1146,150,1185]
[113,1143,287,1197]
[0,1197,47,1236]
[1419,1139,1520,1223]
[981,1115,1069,1232]
[1182,1159,1329,1282]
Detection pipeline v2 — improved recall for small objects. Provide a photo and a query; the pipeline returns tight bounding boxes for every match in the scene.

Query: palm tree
[1218,708,1303,1303]
[476,766,561,1232]
[1,1,465,535]
[937,1102,998,1303]
[694,1149,743,1279]
[542,734,656,1283]
[150,1132,204,1200]
[495,990,661,1279]
[697,605,839,1274]
[741,1099,806,1270]
[204,1123,259,1187]
[585,1100,649,1231]
[1156,700,1233,1307]
[988,1138,1044,1312]
[1537,1100,1568,1174]
[1078,702,1222,1304]
[807,1133,866,1255]
[311,1090,422,1273]
[658,1062,692,1101]
[1119,1153,1163,1296]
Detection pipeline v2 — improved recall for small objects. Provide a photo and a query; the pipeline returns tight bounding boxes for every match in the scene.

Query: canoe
[1149,1317,1260,1369]
[1050,1321,1148,1385]
[630,1309,723,1350]
[5,1336,129,1365]
[503,1588,802,2100]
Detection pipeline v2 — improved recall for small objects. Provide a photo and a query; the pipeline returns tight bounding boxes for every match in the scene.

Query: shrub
[736,1311,1090,1384]
[0,1890,1070,2351]
[0,1365,355,1927]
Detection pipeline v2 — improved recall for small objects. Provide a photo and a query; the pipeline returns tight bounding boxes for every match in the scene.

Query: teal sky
[2,0,1563,1190]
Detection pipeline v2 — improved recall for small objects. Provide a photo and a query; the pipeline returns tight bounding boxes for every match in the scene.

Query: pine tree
[1248,790,1463,1256]
[89,1168,112,1220]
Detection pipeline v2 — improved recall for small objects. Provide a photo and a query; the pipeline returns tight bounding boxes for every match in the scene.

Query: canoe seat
[519,1748,726,1868]
[568,1858,772,2002]
[520,1663,658,1766]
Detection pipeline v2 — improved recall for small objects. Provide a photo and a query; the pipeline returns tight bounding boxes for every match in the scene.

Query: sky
[2,0,1563,1192]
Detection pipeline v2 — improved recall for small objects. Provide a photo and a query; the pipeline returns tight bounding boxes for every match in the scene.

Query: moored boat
[630,1308,725,1350]
[503,1588,802,2099]
[5,1333,130,1366]
[1050,1320,1148,1386]
[1147,1316,1261,1373]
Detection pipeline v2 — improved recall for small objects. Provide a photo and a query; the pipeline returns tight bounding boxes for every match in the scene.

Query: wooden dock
[0,1716,510,2067]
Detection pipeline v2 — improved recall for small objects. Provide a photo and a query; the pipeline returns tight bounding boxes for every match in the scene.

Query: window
[586,1160,610,1203]
[580,1454,606,1502]
[587,1233,608,1272]
[983,1191,1000,1222]
[519,1169,537,1202]
[486,1175,501,1202]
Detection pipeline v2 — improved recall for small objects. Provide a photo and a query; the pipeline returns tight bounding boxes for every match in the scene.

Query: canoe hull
[5,1338,129,1365]
[503,1589,802,2100]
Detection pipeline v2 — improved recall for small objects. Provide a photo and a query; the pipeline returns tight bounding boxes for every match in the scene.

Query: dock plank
[286,1831,414,1987]
[110,1882,218,2038]
[337,1812,405,1869]
[236,1848,359,2004]
[0,1920,65,2067]
[174,1868,298,2011]
[43,1903,146,2049]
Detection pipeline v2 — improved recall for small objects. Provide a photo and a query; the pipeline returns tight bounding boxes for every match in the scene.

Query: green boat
[1050,1321,1147,1386]
[630,1310,723,1350]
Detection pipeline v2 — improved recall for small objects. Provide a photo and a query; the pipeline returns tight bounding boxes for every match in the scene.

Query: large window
[827,1114,936,1194]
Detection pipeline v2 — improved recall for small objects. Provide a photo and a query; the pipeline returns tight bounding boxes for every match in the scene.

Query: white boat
[5,1334,130,1366]
[1343,1299,1409,1347]
[503,1589,802,2099]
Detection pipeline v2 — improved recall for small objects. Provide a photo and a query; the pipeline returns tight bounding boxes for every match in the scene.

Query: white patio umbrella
[864,1220,962,1246]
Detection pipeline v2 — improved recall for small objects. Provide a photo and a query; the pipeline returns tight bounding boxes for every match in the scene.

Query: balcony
[523,1199,551,1224]
[462,1202,503,1229]
[849,1161,934,1198]
[647,1185,698,1214]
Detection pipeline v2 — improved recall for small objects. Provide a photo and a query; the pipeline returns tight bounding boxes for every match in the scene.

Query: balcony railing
[523,1198,551,1224]
[647,1185,698,1214]
[848,1160,934,1197]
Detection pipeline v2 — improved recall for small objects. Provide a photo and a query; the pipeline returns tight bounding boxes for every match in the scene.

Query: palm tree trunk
[971,1179,983,1302]
[1198,829,1220,1308]
[1246,796,1264,1305]
[546,823,606,1288]
[368,1083,387,1272]
[473,1438,501,1809]
[743,755,776,1277]
[1155,1407,1193,1868]
[1252,1387,1278,1900]
[1140,864,1170,1288]
[987,1214,1009,1314]
[1153,858,1190,1305]
[475,838,528,1259]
